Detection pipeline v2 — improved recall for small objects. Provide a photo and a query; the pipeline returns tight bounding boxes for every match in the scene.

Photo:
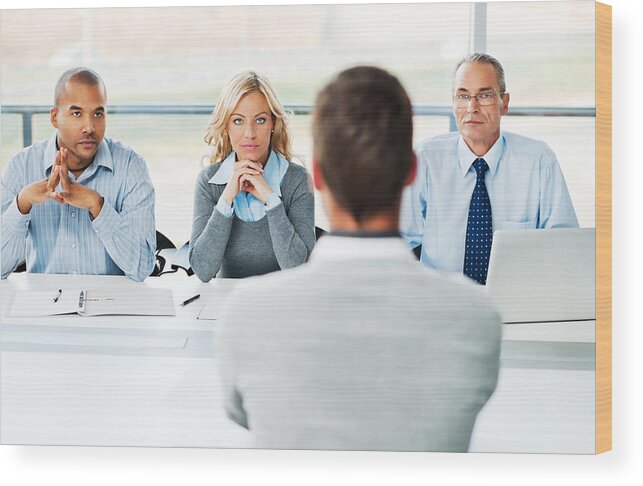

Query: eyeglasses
[453,91,506,107]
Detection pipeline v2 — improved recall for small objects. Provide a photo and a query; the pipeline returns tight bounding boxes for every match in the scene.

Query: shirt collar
[208,150,236,183]
[44,132,114,174]
[457,132,505,178]
[208,150,288,197]
[309,234,416,265]
[329,230,401,238]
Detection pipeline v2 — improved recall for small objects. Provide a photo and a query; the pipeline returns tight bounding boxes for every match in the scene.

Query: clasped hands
[221,159,273,206]
[17,148,104,219]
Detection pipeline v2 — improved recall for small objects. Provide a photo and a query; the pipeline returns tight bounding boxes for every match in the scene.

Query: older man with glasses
[401,53,579,285]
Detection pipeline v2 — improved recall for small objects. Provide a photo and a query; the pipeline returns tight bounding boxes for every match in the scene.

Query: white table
[0,274,595,453]
[470,321,595,454]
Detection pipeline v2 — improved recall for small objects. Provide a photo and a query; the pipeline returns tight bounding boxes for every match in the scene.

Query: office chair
[169,241,194,276]
[152,230,179,276]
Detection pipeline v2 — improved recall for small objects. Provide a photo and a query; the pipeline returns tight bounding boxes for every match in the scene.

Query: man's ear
[50,107,59,129]
[500,92,510,116]
[404,153,417,187]
[312,157,325,191]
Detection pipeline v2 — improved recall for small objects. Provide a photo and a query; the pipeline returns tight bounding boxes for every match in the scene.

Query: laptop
[485,228,595,323]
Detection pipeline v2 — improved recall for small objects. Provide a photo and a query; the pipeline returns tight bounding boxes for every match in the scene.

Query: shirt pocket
[500,220,537,230]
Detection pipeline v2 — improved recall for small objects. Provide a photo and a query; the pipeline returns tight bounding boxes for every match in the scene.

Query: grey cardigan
[189,160,315,281]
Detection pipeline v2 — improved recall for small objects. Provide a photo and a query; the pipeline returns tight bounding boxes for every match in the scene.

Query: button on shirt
[1,134,156,281]
[400,131,579,274]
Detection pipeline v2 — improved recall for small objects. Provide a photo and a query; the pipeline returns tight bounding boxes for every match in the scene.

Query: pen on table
[53,289,63,303]
[180,294,201,307]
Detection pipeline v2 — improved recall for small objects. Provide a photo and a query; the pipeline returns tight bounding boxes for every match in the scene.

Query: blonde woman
[189,72,315,281]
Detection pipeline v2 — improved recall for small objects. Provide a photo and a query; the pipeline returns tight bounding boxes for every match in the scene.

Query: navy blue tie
[463,158,492,285]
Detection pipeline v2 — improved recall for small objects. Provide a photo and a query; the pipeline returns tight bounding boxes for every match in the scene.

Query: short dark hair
[54,67,106,106]
[312,66,413,223]
[454,53,507,94]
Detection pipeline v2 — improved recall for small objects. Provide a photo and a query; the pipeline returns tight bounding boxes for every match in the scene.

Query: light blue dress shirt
[1,133,156,281]
[211,150,287,221]
[400,131,579,274]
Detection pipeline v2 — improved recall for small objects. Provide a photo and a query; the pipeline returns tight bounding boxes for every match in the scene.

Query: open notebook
[8,287,175,317]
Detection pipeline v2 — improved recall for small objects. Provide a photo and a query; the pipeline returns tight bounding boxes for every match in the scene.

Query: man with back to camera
[400,53,579,285]
[217,66,502,452]
[1,67,156,281]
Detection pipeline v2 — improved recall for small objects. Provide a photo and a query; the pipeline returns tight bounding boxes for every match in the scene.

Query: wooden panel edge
[595,0,612,455]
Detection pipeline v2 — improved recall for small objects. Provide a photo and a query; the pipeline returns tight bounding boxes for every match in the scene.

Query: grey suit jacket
[217,235,501,452]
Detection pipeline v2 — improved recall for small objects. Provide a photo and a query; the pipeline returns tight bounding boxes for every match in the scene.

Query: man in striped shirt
[1,67,156,281]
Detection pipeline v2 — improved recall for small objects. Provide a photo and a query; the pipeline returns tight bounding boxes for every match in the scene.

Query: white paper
[81,288,176,317]
[8,289,83,317]
[8,287,176,317]
[197,280,238,320]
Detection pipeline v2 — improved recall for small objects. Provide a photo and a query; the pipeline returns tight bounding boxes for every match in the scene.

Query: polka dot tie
[463,158,492,285]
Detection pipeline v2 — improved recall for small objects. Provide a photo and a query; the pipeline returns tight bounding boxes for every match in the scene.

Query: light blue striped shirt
[400,131,579,274]
[1,133,156,281]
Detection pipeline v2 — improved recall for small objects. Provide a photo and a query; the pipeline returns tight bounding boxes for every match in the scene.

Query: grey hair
[454,53,506,94]
[54,67,106,106]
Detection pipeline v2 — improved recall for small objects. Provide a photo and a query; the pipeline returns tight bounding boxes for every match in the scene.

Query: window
[1,2,595,242]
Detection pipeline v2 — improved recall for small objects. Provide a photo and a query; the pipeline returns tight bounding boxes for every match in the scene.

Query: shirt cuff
[264,192,282,210]
[216,197,234,218]
[3,196,32,234]
[91,201,120,239]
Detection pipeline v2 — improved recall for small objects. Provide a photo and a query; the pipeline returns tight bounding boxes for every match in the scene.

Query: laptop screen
[485,228,595,323]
